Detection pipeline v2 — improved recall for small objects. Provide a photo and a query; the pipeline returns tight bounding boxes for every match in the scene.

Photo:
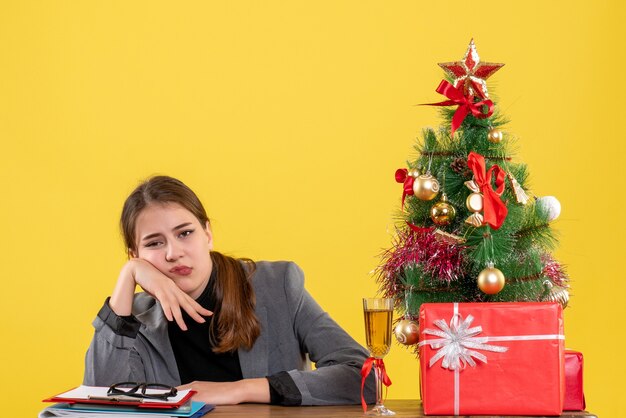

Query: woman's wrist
[109,261,138,316]
[236,378,270,404]
[179,379,270,405]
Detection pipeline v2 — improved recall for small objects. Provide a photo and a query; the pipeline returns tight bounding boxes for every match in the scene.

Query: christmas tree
[378,40,569,346]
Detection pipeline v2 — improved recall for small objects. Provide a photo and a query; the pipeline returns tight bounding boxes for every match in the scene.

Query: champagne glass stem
[367,361,394,415]
[375,363,384,408]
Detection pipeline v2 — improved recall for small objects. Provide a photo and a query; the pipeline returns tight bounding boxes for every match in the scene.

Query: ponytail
[209,251,260,353]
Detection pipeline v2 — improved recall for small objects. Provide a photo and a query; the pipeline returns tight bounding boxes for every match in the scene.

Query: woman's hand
[178,379,270,405]
[109,258,212,330]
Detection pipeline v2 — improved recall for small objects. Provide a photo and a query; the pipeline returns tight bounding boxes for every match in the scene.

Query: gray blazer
[84,261,375,405]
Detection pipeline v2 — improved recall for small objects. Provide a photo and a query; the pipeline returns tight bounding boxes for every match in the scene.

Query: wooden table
[206,400,597,417]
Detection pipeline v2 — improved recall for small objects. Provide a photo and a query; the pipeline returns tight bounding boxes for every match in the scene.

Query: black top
[167,268,243,383]
[165,266,301,405]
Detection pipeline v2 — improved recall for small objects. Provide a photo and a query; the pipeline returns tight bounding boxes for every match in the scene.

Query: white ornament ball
[537,196,561,221]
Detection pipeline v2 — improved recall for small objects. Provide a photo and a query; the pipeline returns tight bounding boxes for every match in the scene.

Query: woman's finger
[177,382,193,391]
[193,301,213,317]
[178,296,212,323]
[170,303,188,331]
[159,299,174,322]
[180,301,209,324]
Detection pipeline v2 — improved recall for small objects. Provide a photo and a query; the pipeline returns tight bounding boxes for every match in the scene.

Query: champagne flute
[363,297,395,416]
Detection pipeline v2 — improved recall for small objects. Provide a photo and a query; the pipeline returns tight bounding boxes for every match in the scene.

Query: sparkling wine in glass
[363,297,395,416]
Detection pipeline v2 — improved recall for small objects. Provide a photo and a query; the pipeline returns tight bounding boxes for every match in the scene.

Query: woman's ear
[128,248,138,259]
[204,221,214,250]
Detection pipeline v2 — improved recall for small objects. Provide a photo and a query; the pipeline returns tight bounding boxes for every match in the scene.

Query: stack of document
[39,386,214,418]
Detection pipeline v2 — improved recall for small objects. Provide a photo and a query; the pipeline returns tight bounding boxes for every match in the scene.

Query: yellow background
[1,1,624,416]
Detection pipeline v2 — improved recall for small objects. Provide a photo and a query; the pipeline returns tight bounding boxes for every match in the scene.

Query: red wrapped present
[418,302,565,416]
[564,350,586,410]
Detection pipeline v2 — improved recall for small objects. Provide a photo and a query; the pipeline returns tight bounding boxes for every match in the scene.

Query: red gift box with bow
[419,302,565,416]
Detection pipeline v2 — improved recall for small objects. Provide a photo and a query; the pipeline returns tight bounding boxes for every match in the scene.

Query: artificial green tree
[378,40,569,344]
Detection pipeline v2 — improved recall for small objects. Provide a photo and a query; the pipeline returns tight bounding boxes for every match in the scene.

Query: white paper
[53,385,191,404]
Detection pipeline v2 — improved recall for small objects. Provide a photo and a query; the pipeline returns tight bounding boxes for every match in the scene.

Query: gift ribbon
[420,311,509,370]
[360,357,392,413]
[418,303,565,416]
[467,151,508,229]
[395,168,414,209]
[423,80,494,138]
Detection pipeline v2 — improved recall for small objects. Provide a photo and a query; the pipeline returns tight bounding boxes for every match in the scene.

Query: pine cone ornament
[451,157,472,177]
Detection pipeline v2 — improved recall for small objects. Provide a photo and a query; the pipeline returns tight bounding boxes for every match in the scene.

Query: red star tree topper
[438,39,504,99]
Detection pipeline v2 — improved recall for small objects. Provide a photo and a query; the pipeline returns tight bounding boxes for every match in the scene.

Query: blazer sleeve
[282,263,376,406]
[82,299,149,386]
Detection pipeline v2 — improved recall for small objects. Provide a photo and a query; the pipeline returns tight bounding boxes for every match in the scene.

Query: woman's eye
[179,229,194,238]
[144,241,162,248]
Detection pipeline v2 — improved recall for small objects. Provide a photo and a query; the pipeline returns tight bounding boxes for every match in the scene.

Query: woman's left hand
[178,378,270,405]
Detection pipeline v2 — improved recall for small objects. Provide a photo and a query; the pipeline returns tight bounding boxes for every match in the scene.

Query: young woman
[83,175,374,406]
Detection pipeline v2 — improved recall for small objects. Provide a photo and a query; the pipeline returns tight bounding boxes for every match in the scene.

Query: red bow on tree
[360,357,392,413]
[423,80,494,138]
[467,151,508,229]
[395,168,415,209]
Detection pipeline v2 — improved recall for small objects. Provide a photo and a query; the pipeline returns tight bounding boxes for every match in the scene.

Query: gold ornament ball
[477,266,506,295]
[543,280,569,308]
[408,168,420,178]
[487,128,503,144]
[430,200,456,226]
[466,192,484,213]
[394,318,420,345]
[551,287,570,308]
[412,174,440,201]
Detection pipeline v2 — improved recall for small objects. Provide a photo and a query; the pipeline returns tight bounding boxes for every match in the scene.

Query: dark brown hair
[120,175,260,353]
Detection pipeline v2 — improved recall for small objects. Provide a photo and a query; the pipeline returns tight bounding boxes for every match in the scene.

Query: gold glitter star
[438,39,504,99]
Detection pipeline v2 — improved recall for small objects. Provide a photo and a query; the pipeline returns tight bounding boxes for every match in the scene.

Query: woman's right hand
[109,258,212,331]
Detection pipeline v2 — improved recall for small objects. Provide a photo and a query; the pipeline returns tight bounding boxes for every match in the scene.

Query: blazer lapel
[136,301,181,385]
[238,306,268,378]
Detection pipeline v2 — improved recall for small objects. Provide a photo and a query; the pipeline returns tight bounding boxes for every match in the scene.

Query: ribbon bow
[395,168,415,209]
[423,80,494,138]
[420,313,508,371]
[467,151,508,229]
[360,357,392,413]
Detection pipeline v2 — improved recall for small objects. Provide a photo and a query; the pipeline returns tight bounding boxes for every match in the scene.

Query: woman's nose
[165,242,184,261]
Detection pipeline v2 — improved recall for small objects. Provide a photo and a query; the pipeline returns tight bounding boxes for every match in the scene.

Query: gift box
[419,302,565,416]
[564,349,586,410]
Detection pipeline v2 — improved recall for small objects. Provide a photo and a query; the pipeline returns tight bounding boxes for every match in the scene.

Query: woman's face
[133,202,213,299]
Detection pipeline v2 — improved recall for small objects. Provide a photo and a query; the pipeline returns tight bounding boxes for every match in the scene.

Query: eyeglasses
[107,382,178,400]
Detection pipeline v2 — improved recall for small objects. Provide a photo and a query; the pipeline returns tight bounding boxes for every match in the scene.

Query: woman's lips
[169,266,193,276]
